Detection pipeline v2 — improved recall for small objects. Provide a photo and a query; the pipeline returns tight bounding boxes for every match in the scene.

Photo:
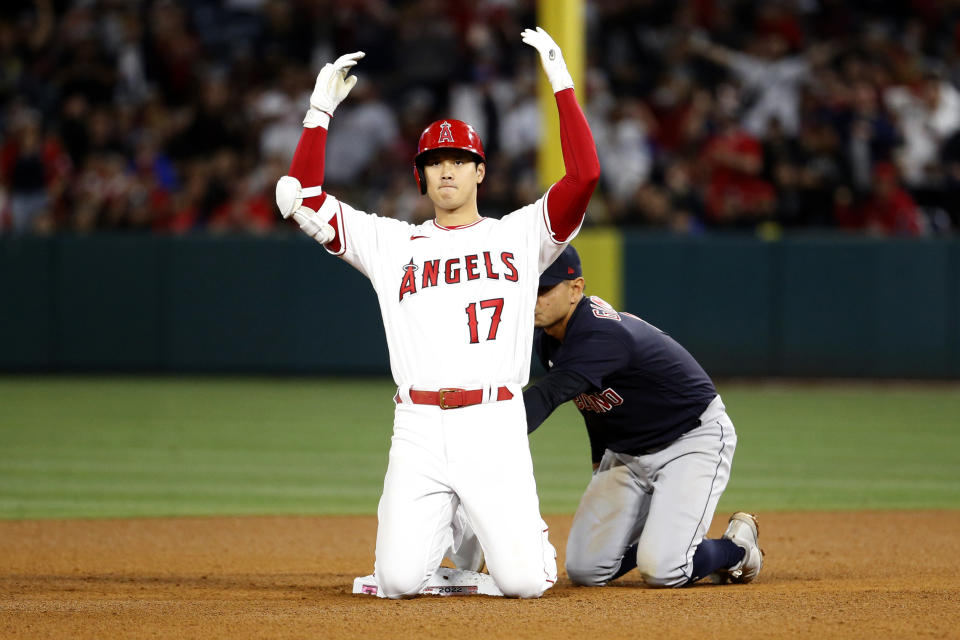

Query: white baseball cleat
[352,568,504,597]
[713,512,764,584]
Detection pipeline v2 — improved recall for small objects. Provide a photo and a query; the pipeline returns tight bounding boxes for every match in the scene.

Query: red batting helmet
[414,119,485,194]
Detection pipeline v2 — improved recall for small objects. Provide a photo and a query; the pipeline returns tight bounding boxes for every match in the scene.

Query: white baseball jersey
[317,189,579,388]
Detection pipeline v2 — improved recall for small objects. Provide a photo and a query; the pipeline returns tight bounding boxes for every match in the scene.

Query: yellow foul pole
[536,0,585,189]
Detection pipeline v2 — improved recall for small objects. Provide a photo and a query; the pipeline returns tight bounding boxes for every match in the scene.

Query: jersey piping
[431,217,489,231]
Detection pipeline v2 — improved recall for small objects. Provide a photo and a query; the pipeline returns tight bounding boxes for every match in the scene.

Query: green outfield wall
[622,233,959,378]
[2,232,958,378]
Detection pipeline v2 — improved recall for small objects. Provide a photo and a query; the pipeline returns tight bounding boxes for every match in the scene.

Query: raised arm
[522,27,600,242]
[275,52,364,249]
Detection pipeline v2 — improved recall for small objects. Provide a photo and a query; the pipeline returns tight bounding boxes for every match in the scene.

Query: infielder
[524,245,763,587]
[276,28,599,598]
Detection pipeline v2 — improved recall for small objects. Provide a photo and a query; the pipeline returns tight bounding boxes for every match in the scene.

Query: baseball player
[275,28,599,598]
[523,245,763,588]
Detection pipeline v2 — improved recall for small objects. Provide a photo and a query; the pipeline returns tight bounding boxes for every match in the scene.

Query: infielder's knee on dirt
[564,498,637,587]
[565,547,621,586]
[635,546,687,588]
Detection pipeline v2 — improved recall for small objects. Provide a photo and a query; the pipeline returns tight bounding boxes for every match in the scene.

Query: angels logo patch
[437,121,454,144]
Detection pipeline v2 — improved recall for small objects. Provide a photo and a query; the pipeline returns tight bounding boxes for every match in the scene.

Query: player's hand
[521,27,574,93]
[292,207,335,245]
[304,51,365,126]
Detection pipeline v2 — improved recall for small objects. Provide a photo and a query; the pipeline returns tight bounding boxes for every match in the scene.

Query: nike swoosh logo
[410,235,429,240]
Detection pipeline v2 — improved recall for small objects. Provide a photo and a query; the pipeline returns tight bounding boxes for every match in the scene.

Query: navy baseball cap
[539,245,582,287]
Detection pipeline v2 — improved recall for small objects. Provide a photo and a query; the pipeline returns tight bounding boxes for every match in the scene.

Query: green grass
[1,377,958,519]
[715,384,960,511]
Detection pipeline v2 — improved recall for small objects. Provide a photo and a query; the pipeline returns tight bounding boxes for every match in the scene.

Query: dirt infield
[2,511,958,639]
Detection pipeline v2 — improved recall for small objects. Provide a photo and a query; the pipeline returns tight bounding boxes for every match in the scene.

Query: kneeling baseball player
[279,26,599,599]
[523,245,763,587]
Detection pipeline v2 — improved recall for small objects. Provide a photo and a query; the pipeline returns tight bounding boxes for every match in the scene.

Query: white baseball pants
[373,391,557,598]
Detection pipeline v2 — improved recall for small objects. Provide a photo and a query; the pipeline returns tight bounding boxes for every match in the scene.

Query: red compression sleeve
[287,125,343,250]
[288,126,328,212]
[545,88,600,242]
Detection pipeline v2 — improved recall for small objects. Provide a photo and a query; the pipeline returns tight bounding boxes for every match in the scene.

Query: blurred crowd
[4,0,960,237]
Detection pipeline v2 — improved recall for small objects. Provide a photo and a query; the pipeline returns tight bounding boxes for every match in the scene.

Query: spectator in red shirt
[698,90,776,227]
[834,162,925,235]
[863,162,925,235]
[207,176,274,235]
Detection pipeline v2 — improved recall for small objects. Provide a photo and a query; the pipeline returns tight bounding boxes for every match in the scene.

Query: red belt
[395,386,514,410]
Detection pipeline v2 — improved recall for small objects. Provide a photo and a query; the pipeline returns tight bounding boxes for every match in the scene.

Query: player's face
[534,279,582,330]
[423,150,485,211]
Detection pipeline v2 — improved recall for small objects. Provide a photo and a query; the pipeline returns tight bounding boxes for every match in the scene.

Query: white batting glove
[521,27,574,93]
[303,51,366,128]
[292,207,335,245]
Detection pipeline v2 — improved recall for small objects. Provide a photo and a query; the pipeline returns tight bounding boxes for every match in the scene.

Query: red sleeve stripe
[540,185,566,245]
[324,199,346,255]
